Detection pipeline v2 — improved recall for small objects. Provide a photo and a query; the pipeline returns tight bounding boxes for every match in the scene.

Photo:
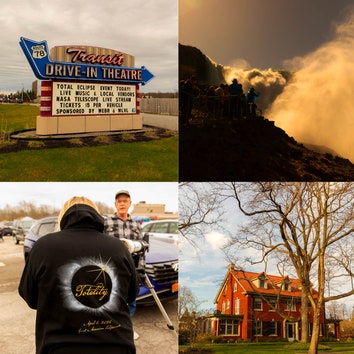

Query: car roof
[143,219,178,224]
[35,215,58,222]
[31,215,58,227]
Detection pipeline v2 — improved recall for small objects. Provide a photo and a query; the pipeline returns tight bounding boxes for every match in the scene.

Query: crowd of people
[180,75,261,126]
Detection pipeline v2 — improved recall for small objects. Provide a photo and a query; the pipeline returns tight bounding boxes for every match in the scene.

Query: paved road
[0,238,178,354]
[142,113,178,131]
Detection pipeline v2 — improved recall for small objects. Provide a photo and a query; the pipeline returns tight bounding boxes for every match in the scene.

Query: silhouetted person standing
[246,87,259,116]
[229,78,243,118]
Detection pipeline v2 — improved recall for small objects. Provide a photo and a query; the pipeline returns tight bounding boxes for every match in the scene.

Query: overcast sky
[0,182,178,214]
[179,0,354,69]
[0,0,177,94]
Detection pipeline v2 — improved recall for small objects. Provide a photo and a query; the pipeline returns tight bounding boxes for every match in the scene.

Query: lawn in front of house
[179,341,354,354]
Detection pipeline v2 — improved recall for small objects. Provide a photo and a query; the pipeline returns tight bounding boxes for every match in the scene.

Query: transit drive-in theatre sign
[20,37,154,135]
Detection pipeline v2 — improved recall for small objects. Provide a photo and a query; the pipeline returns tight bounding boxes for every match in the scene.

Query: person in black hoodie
[19,196,139,354]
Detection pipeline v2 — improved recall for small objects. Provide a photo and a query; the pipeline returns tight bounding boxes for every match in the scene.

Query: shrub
[93,135,111,144]
[143,130,159,139]
[28,141,45,148]
[211,336,222,344]
[195,333,216,343]
[69,138,85,146]
[178,330,190,345]
[121,133,136,142]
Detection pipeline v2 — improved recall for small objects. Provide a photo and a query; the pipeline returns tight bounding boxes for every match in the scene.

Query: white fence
[140,98,178,116]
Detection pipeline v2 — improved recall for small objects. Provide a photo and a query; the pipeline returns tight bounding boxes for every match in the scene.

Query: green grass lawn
[0,104,178,181]
[0,136,177,181]
[0,103,38,132]
[179,342,354,354]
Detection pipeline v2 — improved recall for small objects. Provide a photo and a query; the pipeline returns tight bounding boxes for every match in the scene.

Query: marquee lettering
[20,37,154,84]
[46,63,81,77]
[67,48,124,66]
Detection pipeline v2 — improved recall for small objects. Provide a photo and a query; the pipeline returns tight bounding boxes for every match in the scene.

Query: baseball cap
[115,190,131,199]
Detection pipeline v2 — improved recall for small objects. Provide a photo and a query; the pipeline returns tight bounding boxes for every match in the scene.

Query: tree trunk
[308,308,321,354]
[301,289,309,342]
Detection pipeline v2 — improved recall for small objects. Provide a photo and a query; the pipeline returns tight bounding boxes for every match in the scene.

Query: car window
[37,222,57,237]
[31,223,40,235]
[142,224,152,233]
[150,222,169,233]
[168,222,178,234]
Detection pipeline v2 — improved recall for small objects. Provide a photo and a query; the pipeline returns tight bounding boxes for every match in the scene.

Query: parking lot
[0,238,178,354]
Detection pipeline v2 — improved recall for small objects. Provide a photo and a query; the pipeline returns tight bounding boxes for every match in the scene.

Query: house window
[285,299,296,311]
[234,298,240,315]
[253,320,263,336]
[259,278,266,289]
[283,281,290,291]
[254,297,262,310]
[269,298,277,311]
[261,321,281,336]
[222,302,226,314]
[227,299,230,311]
[219,319,240,336]
[269,321,278,335]
[233,282,237,292]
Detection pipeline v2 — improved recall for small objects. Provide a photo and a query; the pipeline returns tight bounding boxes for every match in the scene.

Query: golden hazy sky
[179,0,354,69]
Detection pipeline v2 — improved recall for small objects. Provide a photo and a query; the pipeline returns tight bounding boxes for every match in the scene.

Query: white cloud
[205,231,228,250]
[179,232,230,310]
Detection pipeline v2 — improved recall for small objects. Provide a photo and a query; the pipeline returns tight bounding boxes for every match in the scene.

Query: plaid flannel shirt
[104,214,143,240]
[104,214,145,269]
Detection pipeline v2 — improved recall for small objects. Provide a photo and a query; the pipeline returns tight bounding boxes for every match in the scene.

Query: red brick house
[198,264,326,341]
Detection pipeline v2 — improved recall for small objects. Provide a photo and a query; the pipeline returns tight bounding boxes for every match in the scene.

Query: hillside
[179,43,354,181]
[179,43,225,86]
[180,116,354,181]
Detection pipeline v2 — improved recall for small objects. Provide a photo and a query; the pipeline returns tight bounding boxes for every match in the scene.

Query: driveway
[142,113,178,131]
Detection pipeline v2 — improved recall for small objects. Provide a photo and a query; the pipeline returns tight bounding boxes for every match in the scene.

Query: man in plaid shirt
[104,190,143,241]
[104,189,144,340]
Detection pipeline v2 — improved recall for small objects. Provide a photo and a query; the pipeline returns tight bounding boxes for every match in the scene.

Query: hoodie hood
[59,203,104,232]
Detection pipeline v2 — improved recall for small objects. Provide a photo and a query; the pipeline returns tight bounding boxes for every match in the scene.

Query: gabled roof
[214,265,318,303]
[231,269,303,297]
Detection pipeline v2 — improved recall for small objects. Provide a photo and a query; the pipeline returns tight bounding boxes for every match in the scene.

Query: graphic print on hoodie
[58,255,122,333]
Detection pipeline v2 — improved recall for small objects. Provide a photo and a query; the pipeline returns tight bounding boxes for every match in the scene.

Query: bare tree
[179,182,226,246]
[220,182,354,354]
[326,301,347,321]
[0,200,113,222]
[178,286,206,347]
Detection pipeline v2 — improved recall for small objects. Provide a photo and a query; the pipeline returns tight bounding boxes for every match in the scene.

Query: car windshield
[37,222,58,237]
[21,220,34,230]
[144,221,178,234]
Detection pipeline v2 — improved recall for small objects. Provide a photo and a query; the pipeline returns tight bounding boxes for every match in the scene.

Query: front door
[287,322,296,341]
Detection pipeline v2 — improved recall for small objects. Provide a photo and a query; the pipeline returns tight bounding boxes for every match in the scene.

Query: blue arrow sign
[19,37,154,85]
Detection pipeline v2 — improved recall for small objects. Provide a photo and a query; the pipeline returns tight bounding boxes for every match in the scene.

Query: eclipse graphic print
[58,255,120,315]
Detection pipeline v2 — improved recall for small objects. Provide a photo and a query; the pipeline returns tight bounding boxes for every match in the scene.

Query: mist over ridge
[267,9,354,163]
[180,8,354,163]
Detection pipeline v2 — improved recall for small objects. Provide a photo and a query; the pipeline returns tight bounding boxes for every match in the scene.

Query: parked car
[137,236,178,304]
[23,216,59,259]
[142,219,179,244]
[23,216,178,304]
[12,218,36,245]
[2,224,15,236]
